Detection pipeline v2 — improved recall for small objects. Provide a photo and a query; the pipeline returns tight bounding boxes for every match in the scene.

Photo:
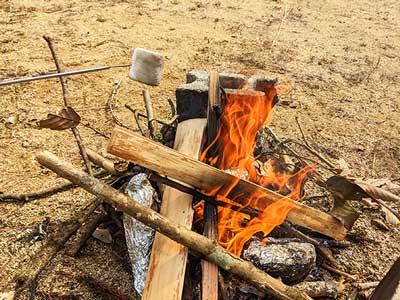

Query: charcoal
[243,238,316,283]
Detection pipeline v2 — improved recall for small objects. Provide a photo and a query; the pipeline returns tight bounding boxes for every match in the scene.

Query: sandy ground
[0,0,399,299]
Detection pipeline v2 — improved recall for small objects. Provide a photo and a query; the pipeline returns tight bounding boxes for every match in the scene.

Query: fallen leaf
[371,219,390,231]
[38,106,81,130]
[336,158,352,176]
[382,206,400,225]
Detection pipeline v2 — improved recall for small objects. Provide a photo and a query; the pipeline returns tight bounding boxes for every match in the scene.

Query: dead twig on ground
[124,104,145,135]
[65,210,108,257]
[295,117,336,170]
[269,1,291,52]
[0,170,107,202]
[43,35,93,176]
[83,123,110,138]
[322,263,357,281]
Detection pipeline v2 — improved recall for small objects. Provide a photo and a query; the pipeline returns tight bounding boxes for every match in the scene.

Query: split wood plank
[202,70,220,300]
[143,118,207,300]
[107,126,347,240]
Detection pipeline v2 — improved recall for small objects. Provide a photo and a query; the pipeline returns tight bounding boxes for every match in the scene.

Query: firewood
[107,126,347,240]
[143,118,206,300]
[36,151,313,300]
[202,69,220,300]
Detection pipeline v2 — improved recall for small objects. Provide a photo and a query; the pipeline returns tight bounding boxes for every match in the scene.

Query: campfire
[3,39,399,300]
[196,86,313,257]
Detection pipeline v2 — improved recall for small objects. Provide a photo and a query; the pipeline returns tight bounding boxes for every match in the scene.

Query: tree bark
[36,151,312,300]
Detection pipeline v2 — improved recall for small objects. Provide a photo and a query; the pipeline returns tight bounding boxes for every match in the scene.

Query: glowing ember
[197,84,313,256]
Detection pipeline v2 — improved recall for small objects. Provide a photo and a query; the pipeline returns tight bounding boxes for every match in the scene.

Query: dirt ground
[0,0,399,299]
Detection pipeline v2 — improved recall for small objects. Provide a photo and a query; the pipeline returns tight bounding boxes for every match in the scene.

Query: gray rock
[219,72,246,89]
[176,81,208,120]
[186,70,208,83]
[243,238,316,283]
[92,228,112,244]
[186,70,246,89]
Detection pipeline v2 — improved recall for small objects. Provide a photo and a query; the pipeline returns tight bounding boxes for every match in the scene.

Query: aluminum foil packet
[124,173,158,296]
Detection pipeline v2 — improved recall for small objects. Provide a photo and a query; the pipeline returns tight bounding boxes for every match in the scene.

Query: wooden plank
[142,118,207,300]
[201,70,220,300]
[107,126,347,240]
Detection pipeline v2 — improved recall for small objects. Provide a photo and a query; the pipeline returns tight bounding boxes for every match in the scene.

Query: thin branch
[142,89,156,138]
[295,117,336,169]
[0,170,108,203]
[83,123,110,138]
[42,36,93,175]
[322,263,357,281]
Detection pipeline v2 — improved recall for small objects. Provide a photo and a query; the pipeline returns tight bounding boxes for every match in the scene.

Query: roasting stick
[202,70,221,300]
[36,151,313,300]
[143,119,207,300]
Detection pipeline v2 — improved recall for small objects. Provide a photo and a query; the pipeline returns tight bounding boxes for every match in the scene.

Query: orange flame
[198,85,313,256]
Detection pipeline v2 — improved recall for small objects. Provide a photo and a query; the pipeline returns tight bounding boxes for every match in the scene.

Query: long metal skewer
[0,64,130,87]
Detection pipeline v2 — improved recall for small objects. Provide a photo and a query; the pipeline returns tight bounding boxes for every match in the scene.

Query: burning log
[36,151,313,300]
[107,126,347,241]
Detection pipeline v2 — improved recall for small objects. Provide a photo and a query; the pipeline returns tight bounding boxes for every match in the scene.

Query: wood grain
[143,119,206,300]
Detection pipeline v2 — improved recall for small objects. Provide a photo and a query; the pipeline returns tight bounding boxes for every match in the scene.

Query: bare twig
[10,196,102,295]
[269,1,291,52]
[43,35,93,175]
[167,96,176,117]
[322,263,357,281]
[83,123,110,138]
[142,90,156,138]
[0,170,108,202]
[295,117,336,169]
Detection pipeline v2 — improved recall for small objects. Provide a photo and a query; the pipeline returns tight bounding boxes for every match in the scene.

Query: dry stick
[65,210,107,257]
[295,117,336,170]
[36,151,312,300]
[124,104,145,135]
[106,80,136,132]
[10,196,101,296]
[142,90,156,138]
[43,36,93,176]
[321,263,357,281]
[353,281,380,290]
[269,1,290,52]
[83,123,110,139]
[0,170,108,202]
[86,148,118,174]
